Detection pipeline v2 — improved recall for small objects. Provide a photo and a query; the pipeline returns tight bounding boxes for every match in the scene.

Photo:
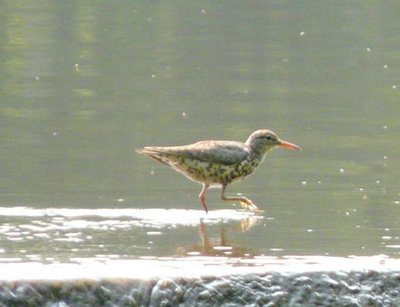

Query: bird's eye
[265,136,272,140]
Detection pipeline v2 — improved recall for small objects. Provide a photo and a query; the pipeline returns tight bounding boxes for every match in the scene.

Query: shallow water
[0,206,399,266]
[0,1,400,278]
[0,207,262,262]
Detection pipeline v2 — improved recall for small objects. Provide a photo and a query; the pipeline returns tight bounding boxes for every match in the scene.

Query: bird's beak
[278,140,301,151]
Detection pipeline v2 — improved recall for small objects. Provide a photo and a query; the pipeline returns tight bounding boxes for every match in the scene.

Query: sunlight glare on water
[0,207,263,263]
[0,207,260,226]
[0,255,397,281]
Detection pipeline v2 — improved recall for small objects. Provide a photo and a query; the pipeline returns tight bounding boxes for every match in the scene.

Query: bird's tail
[136,147,170,165]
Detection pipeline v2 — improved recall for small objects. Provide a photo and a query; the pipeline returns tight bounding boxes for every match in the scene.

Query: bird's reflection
[176,215,262,257]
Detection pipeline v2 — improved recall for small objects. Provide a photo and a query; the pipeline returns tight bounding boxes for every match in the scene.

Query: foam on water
[0,207,261,226]
[0,255,397,281]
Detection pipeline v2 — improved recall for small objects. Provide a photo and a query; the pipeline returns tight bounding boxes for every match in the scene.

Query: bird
[137,129,300,213]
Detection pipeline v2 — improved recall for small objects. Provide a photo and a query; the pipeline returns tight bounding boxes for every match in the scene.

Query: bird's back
[138,140,250,165]
[137,140,256,184]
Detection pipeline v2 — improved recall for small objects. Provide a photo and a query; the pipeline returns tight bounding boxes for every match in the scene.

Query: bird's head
[245,129,301,156]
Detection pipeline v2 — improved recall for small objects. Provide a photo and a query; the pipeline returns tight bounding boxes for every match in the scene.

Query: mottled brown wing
[138,140,250,165]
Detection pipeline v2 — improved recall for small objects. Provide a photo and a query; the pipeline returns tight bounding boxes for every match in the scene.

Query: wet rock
[265,290,289,305]
[338,295,361,307]
[2,271,400,305]
[0,285,16,302]
[125,279,155,306]
[149,277,183,307]
[319,274,340,288]
[44,302,69,307]
[6,283,45,306]
[288,283,312,305]
[118,294,136,306]
[340,280,360,294]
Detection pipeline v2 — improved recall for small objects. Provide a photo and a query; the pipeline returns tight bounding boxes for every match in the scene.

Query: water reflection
[177,217,261,257]
[1,204,400,263]
[0,207,262,262]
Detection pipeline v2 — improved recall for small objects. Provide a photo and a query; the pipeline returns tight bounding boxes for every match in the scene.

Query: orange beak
[278,140,301,151]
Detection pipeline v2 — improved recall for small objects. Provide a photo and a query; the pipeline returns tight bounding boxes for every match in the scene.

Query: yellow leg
[221,185,261,212]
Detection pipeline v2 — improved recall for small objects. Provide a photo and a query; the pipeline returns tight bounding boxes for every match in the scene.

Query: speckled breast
[173,157,261,185]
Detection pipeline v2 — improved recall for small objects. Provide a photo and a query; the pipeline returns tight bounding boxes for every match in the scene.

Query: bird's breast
[169,156,261,185]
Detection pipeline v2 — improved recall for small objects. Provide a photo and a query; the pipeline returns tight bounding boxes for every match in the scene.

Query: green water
[0,1,399,263]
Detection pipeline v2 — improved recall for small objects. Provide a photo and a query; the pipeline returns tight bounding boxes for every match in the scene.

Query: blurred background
[0,1,399,262]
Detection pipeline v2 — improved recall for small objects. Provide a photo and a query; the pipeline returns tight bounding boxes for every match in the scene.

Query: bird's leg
[198,183,209,214]
[221,185,261,212]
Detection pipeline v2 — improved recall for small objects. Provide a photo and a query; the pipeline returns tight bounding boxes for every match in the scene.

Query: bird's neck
[249,146,273,163]
[251,143,274,156]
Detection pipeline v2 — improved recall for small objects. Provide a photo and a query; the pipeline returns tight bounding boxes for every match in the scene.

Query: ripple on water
[0,207,263,262]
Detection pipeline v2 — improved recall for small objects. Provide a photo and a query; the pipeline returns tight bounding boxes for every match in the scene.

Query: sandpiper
[137,129,300,213]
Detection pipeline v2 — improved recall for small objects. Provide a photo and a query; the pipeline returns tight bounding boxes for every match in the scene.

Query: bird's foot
[239,199,263,213]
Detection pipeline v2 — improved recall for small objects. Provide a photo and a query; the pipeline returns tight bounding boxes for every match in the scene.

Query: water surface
[0,1,400,275]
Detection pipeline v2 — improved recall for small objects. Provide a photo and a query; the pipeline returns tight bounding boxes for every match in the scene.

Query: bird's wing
[138,141,249,165]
